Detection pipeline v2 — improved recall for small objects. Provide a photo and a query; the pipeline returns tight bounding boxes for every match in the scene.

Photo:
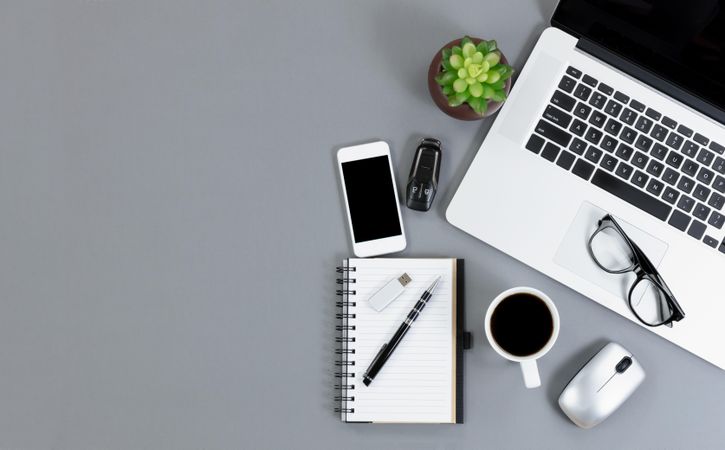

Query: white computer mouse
[558,342,645,429]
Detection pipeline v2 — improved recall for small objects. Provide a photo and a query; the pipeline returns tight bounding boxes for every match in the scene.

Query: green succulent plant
[435,36,514,115]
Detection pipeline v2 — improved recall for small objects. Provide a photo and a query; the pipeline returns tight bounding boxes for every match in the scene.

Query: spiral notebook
[335,258,467,424]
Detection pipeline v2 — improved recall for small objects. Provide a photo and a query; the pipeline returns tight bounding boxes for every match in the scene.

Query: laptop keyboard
[527,66,725,255]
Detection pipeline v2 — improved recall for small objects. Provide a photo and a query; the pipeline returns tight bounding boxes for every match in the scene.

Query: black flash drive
[406,138,442,211]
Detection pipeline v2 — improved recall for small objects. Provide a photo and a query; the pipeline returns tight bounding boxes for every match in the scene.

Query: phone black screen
[342,155,402,243]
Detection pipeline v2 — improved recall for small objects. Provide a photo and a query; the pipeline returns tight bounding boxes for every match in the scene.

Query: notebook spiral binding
[334,261,356,417]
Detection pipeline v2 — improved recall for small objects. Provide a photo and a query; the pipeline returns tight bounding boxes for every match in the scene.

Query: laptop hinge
[576,37,725,126]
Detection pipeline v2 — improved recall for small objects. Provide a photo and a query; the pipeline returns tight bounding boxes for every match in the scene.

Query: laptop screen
[553,0,725,112]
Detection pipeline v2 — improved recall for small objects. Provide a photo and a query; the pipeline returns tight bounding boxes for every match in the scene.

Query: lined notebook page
[347,258,456,423]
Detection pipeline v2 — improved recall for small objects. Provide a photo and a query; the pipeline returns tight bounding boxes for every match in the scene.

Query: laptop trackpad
[553,201,669,299]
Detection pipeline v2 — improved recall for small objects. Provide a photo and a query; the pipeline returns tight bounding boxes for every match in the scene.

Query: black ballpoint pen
[362,276,441,386]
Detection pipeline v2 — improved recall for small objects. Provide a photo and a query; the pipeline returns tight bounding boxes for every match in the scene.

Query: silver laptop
[447,1,725,370]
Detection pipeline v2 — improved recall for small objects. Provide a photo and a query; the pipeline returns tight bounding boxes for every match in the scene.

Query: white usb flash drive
[367,273,412,312]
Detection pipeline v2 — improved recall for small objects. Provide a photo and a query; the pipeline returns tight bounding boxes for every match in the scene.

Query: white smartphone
[337,141,406,257]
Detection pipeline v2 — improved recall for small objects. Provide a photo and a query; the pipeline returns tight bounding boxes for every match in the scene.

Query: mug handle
[520,359,541,389]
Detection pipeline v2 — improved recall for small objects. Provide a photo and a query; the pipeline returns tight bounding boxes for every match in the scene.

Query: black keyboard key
[600,154,618,171]
[697,167,714,185]
[663,168,680,185]
[662,116,677,129]
[694,203,711,221]
[709,141,725,154]
[537,119,573,146]
[566,66,582,79]
[544,105,573,128]
[704,235,719,248]
[646,178,664,196]
[677,195,695,213]
[676,177,695,195]
[526,134,546,154]
[632,170,649,188]
[651,143,668,160]
[559,75,576,93]
[585,146,603,163]
[620,108,637,125]
[644,107,661,120]
[598,83,614,95]
[551,90,576,112]
[556,150,576,170]
[591,170,672,221]
[604,119,622,136]
[677,124,693,138]
[574,84,592,101]
[572,159,595,180]
[668,209,690,231]
[635,116,653,134]
[615,162,634,180]
[614,91,630,103]
[570,138,587,155]
[687,220,706,239]
[665,151,683,169]
[694,133,709,146]
[582,74,598,87]
[589,92,607,109]
[589,110,606,128]
[585,128,603,145]
[665,133,683,150]
[709,211,725,229]
[714,175,725,193]
[615,143,634,161]
[632,151,649,169]
[697,148,715,166]
[650,124,668,142]
[681,141,699,158]
[647,160,664,177]
[709,192,725,210]
[630,99,646,112]
[694,184,711,202]
[682,159,699,177]
[574,102,592,119]
[662,186,680,205]
[569,119,587,137]
[713,156,725,174]
[635,135,653,152]
[620,127,637,144]
[600,135,618,153]
[604,100,622,117]
[541,142,560,162]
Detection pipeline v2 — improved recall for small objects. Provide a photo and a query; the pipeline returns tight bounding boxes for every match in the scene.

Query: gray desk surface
[2,1,724,449]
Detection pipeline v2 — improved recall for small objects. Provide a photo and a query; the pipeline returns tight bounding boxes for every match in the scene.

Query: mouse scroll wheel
[615,356,633,373]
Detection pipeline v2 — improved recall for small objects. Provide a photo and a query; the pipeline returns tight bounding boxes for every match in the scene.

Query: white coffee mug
[484,287,560,389]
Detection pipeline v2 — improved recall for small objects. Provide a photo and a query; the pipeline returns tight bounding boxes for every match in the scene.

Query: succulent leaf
[457,68,467,79]
[455,91,470,103]
[461,36,472,46]
[452,78,468,93]
[450,54,463,69]
[447,94,464,107]
[477,72,488,82]
[471,52,484,64]
[469,82,484,98]
[484,51,501,67]
[486,71,501,84]
[491,90,507,102]
[442,85,453,95]
[462,42,476,58]
[452,45,462,56]
[468,97,482,114]
[442,48,452,60]
[482,85,495,99]
[487,40,498,52]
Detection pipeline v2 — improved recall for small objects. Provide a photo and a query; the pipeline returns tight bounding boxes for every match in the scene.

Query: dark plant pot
[427,37,512,121]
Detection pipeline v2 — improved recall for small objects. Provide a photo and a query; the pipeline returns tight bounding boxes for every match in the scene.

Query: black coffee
[490,293,554,357]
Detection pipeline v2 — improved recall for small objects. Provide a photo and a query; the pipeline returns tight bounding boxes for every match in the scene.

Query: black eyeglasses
[587,214,685,328]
